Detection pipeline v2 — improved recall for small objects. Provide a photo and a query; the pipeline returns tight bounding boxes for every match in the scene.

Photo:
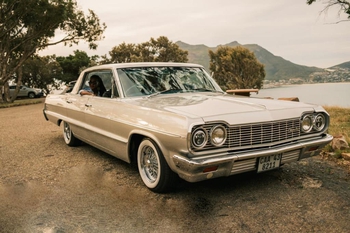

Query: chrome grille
[196,118,301,151]
[229,119,301,147]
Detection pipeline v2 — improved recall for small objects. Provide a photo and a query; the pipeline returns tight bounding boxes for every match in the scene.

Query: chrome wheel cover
[63,122,71,143]
[141,145,159,182]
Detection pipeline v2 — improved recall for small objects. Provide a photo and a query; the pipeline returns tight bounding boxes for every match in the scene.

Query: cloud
[39,0,350,68]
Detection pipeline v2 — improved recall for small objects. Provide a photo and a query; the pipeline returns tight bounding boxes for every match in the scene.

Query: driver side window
[82,70,119,98]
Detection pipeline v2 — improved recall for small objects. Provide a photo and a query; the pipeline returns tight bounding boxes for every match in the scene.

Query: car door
[64,93,90,141]
[64,74,92,141]
[19,86,28,97]
[82,70,129,161]
[9,85,25,97]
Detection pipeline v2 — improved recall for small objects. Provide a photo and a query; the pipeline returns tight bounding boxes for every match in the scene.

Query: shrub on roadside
[0,98,44,108]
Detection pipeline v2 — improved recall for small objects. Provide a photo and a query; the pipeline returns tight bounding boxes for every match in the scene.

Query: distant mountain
[330,61,350,69]
[176,41,323,81]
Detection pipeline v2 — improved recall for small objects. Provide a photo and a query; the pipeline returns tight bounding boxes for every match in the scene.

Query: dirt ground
[0,103,349,233]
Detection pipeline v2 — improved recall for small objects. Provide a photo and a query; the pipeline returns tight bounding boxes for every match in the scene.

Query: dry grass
[0,98,44,108]
[323,106,350,143]
[322,106,350,171]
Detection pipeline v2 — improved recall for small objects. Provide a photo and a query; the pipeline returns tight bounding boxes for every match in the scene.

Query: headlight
[301,114,313,133]
[192,128,207,149]
[210,125,227,146]
[313,113,326,132]
[301,112,328,134]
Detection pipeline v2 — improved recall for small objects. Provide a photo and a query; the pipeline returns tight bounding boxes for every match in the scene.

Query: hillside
[331,61,350,69]
[176,41,323,81]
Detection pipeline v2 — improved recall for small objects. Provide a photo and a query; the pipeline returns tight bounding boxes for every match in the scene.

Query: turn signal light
[203,166,218,173]
[308,146,319,152]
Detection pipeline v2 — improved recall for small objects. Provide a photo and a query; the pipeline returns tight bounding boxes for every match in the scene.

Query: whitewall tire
[137,138,177,193]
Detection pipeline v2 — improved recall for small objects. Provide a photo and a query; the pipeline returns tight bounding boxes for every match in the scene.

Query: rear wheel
[137,138,177,193]
[63,121,81,146]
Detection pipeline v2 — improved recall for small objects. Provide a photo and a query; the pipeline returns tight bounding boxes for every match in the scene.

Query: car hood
[134,93,319,125]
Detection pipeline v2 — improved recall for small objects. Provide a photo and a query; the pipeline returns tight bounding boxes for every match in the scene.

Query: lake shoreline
[261,81,350,90]
[253,82,350,108]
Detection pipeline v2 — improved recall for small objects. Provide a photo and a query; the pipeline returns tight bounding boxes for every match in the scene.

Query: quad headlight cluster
[301,112,328,133]
[191,125,227,149]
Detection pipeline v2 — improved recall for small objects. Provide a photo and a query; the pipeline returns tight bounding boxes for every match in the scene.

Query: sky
[39,0,350,68]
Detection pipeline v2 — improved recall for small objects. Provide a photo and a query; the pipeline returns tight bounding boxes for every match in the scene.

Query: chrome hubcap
[141,146,158,182]
[64,122,71,141]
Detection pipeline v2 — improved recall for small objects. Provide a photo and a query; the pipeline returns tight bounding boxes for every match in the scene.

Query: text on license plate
[257,154,281,173]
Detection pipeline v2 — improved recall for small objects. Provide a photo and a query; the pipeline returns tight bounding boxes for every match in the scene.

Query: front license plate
[257,154,281,173]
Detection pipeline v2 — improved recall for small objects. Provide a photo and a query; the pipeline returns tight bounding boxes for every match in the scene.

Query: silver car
[9,85,43,98]
[43,63,333,192]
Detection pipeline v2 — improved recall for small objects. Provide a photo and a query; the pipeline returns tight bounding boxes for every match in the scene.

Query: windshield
[117,66,221,97]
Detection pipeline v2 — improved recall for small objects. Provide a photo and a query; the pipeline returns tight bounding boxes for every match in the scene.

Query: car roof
[83,62,204,72]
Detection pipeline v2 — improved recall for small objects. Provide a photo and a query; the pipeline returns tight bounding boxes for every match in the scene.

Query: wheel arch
[57,119,63,126]
[128,131,168,166]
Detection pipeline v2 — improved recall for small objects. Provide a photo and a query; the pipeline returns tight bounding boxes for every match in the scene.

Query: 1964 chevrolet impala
[43,62,333,192]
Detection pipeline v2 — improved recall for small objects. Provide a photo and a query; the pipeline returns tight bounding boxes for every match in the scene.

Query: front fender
[127,129,187,167]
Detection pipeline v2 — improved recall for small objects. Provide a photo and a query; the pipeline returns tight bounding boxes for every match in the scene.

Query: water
[251,82,350,108]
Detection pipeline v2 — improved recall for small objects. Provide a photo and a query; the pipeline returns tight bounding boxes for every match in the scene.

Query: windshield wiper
[147,89,184,98]
[192,88,223,93]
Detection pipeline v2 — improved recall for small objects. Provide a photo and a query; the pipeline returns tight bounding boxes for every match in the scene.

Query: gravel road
[0,102,349,233]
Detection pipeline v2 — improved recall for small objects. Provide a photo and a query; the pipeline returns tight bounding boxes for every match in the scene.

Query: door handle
[85,104,92,107]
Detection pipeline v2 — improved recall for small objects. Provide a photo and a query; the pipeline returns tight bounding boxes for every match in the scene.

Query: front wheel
[137,138,177,193]
[63,121,81,146]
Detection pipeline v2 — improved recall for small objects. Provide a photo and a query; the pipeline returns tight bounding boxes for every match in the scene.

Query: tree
[0,0,106,102]
[109,42,139,63]
[56,50,91,83]
[20,55,63,95]
[307,0,350,22]
[209,46,265,91]
[6,55,63,101]
[108,36,188,63]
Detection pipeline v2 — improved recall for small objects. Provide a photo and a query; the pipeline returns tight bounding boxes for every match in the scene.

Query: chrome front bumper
[172,134,333,183]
